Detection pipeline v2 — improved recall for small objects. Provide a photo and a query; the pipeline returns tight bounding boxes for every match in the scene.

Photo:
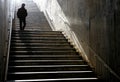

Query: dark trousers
[19,18,26,30]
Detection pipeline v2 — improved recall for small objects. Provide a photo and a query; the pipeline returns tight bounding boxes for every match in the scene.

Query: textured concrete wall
[0,0,6,79]
[0,0,15,80]
[34,0,120,81]
[113,0,120,77]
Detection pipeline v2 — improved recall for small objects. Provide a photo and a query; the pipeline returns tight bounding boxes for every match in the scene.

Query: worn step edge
[11,40,69,42]
[11,47,73,49]
[11,42,69,45]
[10,60,84,62]
[11,40,68,42]
[7,78,98,82]
[9,65,89,68]
[8,71,93,74]
[11,38,67,40]
[11,50,77,53]
[12,34,64,36]
[12,30,62,32]
[11,36,65,38]
[9,55,79,57]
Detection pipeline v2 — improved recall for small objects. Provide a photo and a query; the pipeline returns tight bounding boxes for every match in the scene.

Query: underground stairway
[6,0,99,82]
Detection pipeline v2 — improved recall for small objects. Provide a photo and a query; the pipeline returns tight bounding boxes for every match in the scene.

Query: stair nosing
[10,55,79,57]
[7,78,98,82]
[9,71,93,74]
[10,60,84,62]
[9,65,89,68]
[10,51,75,52]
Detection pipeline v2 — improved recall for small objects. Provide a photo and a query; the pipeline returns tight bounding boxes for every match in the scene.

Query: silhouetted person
[17,3,28,30]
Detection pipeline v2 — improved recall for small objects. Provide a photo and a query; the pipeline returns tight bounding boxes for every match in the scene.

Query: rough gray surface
[0,0,15,80]
[57,0,120,81]
[35,0,120,81]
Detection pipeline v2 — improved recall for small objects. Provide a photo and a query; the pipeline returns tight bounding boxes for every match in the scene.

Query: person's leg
[19,19,22,30]
[23,18,26,30]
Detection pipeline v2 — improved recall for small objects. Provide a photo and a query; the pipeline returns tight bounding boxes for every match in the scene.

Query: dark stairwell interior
[0,0,120,82]
[6,0,99,82]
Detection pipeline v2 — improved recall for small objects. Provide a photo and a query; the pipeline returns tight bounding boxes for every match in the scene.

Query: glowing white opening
[33,0,47,11]
[16,0,22,4]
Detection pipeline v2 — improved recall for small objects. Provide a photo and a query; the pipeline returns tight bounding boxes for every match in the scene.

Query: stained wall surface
[34,0,120,81]
[0,0,15,80]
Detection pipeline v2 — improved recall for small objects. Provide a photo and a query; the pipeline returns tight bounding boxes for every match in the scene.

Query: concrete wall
[0,0,15,80]
[34,0,120,81]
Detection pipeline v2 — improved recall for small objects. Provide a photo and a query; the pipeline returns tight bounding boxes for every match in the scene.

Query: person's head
[21,3,25,8]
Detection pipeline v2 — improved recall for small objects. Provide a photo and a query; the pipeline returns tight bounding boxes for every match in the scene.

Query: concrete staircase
[7,30,98,82]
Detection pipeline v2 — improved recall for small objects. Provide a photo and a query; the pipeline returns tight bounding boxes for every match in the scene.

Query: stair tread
[10,60,84,62]
[12,36,65,38]
[10,54,79,56]
[7,71,96,80]
[8,71,93,74]
[10,51,77,55]
[10,54,81,57]
[9,55,79,57]
[7,77,98,82]
[8,65,91,72]
[11,43,70,45]
[11,51,75,52]
[9,65,89,68]
[11,38,66,39]
[12,35,64,37]
[12,30,62,32]
[11,47,74,49]
[11,40,68,42]
[11,41,68,43]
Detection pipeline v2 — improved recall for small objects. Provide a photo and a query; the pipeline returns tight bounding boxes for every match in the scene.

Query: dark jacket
[17,7,27,19]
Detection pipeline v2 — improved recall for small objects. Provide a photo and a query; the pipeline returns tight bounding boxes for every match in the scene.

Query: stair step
[10,55,81,60]
[12,34,64,37]
[7,78,98,82]
[7,71,96,80]
[11,40,68,42]
[8,71,93,74]
[12,30,62,33]
[10,47,75,51]
[12,31,62,34]
[12,30,62,32]
[11,42,70,45]
[10,60,83,62]
[8,65,91,72]
[9,55,80,57]
[10,45,72,48]
[11,37,65,39]
[11,38,67,40]
[10,54,79,56]
[11,43,70,45]
[11,44,72,48]
[11,44,71,47]
[10,51,77,55]
[9,60,86,65]
[12,35,65,37]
